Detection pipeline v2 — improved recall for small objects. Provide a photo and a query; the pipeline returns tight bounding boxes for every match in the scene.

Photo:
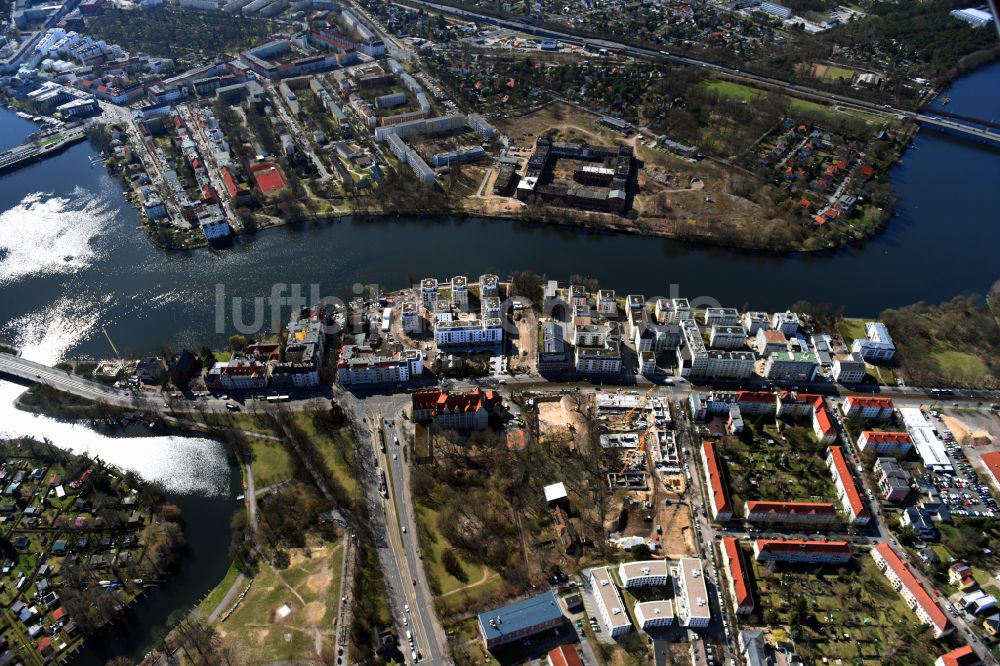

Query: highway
[395,0,998,145]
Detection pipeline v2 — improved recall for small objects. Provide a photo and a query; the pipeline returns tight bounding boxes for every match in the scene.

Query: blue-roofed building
[477,590,567,649]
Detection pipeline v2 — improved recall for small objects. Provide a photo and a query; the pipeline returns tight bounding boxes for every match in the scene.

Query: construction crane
[618,388,656,474]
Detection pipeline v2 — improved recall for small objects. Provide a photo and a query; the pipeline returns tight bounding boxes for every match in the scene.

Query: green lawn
[248,438,295,489]
[700,79,763,102]
[931,350,989,384]
[825,65,855,81]
[198,561,242,617]
[837,318,868,345]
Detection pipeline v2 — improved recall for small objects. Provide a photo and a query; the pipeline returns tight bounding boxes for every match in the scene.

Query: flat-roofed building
[634,600,674,630]
[736,391,778,416]
[719,537,755,615]
[704,307,740,327]
[872,543,953,637]
[899,407,953,472]
[764,351,819,382]
[874,457,912,502]
[477,590,568,650]
[753,539,851,564]
[710,325,748,350]
[858,431,913,455]
[673,558,711,628]
[833,352,867,383]
[744,501,840,526]
[701,441,733,523]
[827,446,870,525]
[618,560,669,588]
[589,566,632,636]
[742,311,770,335]
[755,329,787,356]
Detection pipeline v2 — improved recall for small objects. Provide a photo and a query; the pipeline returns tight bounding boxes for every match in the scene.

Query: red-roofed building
[411,388,501,430]
[37,637,53,658]
[812,397,837,444]
[860,165,875,180]
[719,537,755,615]
[826,446,870,525]
[980,452,1000,491]
[777,391,822,418]
[250,162,288,197]
[744,501,840,526]
[873,543,953,637]
[753,539,851,564]
[701,441,733,523]
[547,645,584,666]
[220,166,252,205]
[935,646,982,666]
[736,391,777,416]
[841,396,894,420]
[858,430,913,455]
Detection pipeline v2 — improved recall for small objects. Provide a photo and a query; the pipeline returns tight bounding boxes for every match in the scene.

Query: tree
[988,280,1000,320]
[228,335,247,352]
[441,548,469,583]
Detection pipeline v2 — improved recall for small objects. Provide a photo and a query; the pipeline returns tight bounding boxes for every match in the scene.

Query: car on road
[404,604,409,612]
[412,578,416,586]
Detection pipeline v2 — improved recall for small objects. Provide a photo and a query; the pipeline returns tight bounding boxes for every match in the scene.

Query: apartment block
[742,311,770,335]
[634,601,674,630]
[841,396,895,420]
[872,543,953,637]
[753,539,851,564]
[589,567,632,637]
[337,346,423,385]
[874,457,912,502]
[858,431,913,455]
[618,560,670,588]
[826,446,870,525]
[755,329,787,356]
[833,352,867,383]
[851,321,896,363]
[704,307,741,328]
[744,501,840,526]
[673,558,711,628]
[710,325,748,350]
[764,352,819,382]
[771,311,801,335]
[719,537,755,615]
[701,441,733,523]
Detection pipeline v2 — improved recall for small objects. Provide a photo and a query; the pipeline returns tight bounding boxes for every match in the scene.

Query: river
[0,61,997,659]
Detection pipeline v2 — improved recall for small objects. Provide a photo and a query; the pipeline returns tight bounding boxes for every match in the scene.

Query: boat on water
[15,111,31,119]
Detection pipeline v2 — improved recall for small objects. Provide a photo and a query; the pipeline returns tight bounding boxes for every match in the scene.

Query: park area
[753,555,944,665]
[210,539,345,664]
[717,423,838,510]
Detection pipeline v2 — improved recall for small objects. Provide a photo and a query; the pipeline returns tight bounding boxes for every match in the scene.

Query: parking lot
[921,410,998,518]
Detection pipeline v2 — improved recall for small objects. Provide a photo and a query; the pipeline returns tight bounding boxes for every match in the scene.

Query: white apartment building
[618,560,670,588]
[704,351,756,380]
[704,307,740,327]
[771,311,801,335]
[575,323,608,347]
[596,289,617,317]
[575,342,622,374]
[709,325,747,350]
[420,277,438,306]
[673,559,711,628]
[833,353,867,383]
[435,317,503,346]
[401,301,420,333]
[851,321,896,362]
[337,346,423,385]
[634,601,674,630]
[451,275,468,308]
[479,273,500,297]
[742,311,770,335]
[872,544,953,637]
[589,567,633,637]
[656,298,691,324]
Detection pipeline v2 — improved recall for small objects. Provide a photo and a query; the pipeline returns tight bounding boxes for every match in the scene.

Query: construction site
[596,390,695,558]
